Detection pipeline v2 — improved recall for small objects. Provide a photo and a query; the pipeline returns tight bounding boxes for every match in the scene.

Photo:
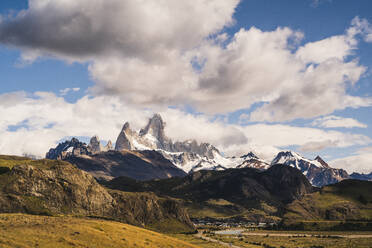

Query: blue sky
[0,0,371,173]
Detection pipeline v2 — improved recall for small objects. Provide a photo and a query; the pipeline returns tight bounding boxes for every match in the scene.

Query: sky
[0,0,372,173]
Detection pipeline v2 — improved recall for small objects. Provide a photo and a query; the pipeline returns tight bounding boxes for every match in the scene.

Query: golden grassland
[0,214,198,248]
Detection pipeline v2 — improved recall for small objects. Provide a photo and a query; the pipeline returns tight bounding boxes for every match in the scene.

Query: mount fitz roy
[47,114,357,186]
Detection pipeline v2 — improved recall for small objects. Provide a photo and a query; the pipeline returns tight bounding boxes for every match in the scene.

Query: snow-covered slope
[271,151,348,187]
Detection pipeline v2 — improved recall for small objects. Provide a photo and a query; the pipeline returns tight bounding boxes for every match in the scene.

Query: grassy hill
[0,213,197,248]
[283,179,372,230]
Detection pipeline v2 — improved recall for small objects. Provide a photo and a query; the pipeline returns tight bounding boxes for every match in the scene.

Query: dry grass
[0,214,198,248]
[206,232,372,248]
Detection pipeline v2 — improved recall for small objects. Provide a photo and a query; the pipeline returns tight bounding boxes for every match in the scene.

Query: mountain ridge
[45,114,370,186]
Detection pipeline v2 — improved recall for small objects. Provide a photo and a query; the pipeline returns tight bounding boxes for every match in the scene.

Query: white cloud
[0,92,370,164]
[0,3,371,121]
[0,0,239,62]
[59,87,80,96]
[310,0,332,8]
[330,147,372,173]
[312,115,367,128]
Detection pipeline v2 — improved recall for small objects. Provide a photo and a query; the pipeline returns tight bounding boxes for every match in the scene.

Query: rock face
[271,151,349,187]
[88,136,102,153]
[0,159,194,232]
[0,162,114,216]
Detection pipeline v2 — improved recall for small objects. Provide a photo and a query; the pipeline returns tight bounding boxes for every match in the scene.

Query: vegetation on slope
[284,179,372,230]
[0,214,197,248]
[105,164,314,222]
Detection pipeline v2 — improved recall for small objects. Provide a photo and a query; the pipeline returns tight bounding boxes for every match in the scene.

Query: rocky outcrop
[0,159,194,232]
[45,138,91,160]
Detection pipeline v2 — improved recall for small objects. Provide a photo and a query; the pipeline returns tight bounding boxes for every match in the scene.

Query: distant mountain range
[46,114,370,187]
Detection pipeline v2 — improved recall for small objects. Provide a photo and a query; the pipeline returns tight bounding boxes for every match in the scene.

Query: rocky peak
[139,114,167,142]
[315,156,330,168]
[105,140,113,151]
[241,152,259,160]
[115,122,136,151]
[122,122,131,131]
[89,135,102,153]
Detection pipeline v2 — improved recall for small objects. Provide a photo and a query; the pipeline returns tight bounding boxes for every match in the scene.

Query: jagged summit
[272,151,328,169]
[46,136,113,160]
[46,138,90,160]
[139,114,167,140]
[314,155,330,168]
[271,150,348,187]
[114,114,223,170]
[241,151,260,160]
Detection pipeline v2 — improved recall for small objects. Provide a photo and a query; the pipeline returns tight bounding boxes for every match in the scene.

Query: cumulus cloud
[0,92,370,163]
[59,87,80,96]
[310,0,332,8]
[0,2,371,121]
[330,147,372,173]
[0,0,239,62]
[312,115,367,128]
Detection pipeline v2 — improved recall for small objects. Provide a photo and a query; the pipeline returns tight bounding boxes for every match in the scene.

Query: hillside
[105,164,314,222]
[0,214,197,248]
[65,150,187,181]
[284,179,372,229]
[0,155,194,233]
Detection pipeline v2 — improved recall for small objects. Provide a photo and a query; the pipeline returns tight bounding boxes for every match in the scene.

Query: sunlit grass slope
[0,155,70,171]
[0,214,198,248]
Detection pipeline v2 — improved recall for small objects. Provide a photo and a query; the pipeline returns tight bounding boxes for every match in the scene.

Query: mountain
[105,164,314,222]
[46,136,112,160]
[46,136,186,181]
[271,151,349,187]
[65,149,187,181]
[284,179,372,230]
[115,114,269,173]
[350,172,372,181]
[0,155,194,233]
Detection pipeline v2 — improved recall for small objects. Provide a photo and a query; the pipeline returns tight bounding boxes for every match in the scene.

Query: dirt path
[194,231,242,248]
[242,232,372,239]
